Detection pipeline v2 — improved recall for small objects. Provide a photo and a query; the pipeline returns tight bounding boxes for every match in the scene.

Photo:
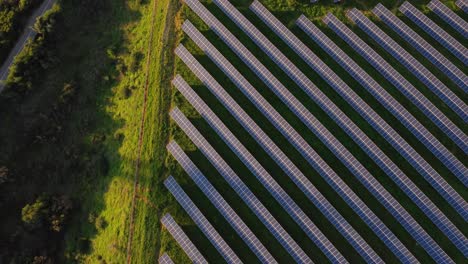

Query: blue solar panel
[324,13,468,183]
[298,15,468,223]
[400,1,468,66]
[179,13,419,263]
[169,103,311,263]
[428,0,468,38]
[211,0,456,262]
[161,213,208,264]
[251,2,466,259]
[158,253,174,264]
[373,4,468,91]
[167,140,277,264]
[457,0,468,13]
[164,176,242,264]
[180,20,396,262]
[347,8,468,123]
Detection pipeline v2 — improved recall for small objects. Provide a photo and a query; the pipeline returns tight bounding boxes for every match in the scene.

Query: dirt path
[125,0,160,263]
[0,0,55,92]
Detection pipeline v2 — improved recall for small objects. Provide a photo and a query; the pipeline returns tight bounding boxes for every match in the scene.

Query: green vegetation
[0,0,177,262]
[0,0,465,263]
[0,0,43,63]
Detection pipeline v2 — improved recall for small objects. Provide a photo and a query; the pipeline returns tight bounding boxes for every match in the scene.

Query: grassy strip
[59,0,176,263]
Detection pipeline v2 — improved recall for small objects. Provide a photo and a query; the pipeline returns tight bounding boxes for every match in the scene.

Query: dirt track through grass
[125,0,160,262]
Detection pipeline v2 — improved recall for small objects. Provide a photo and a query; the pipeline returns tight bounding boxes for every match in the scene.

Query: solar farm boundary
[210,0,456,262]
[169,104,311,263]
[297,15,468,221]
[373,4,468,92]
[322,12,468,158]
[180,10,419,262]
[251,1,466,257]
[164,176,242,263]
[167,140,277,263]
[399,1,468,66]
[161,213,208,264]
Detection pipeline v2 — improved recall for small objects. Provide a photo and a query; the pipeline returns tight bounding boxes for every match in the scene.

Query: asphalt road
[0,0,56,92]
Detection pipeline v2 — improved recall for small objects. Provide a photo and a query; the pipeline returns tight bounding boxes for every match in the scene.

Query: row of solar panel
[163,1,466,262]
[248,3,467,252]
[181,17,382,263]
[428,0,468,38]
[297,8,468,224]
[349,8,468,124]
[178,2,420,262]
[179,6,419,264]
[323,12,468,183]
[456,0,468,13]
[399,1,467,66]
[247,0,465,260]
[374,3,467,91]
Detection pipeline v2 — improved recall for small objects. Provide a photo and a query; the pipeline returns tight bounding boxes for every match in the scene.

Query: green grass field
[161,0,467,263]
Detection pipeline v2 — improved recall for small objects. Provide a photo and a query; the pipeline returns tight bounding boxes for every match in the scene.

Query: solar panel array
[212,0,460,262]
[158,253,174,264]
[323,13,468,170]
[178,6,421,263]
[168,99,311,263]
[167,140,277,264]
[428,0,468,38]
[399,1,468,66]
[457,0,468,13]
[164,176,242,263]
[248,2,464,260]
[161,213,208,264]
[172,68,335,263]
[373,4,468,91]
[180,20,393,264]
[166,0,468,262]
[347,8,468,123]
[297,15,468,221]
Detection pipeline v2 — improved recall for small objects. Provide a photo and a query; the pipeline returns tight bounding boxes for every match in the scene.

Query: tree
[21,196,46,229]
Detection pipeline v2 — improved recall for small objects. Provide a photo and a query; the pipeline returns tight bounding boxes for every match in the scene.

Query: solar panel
[164,176,242,264]
[179,16,418,263]
[324,13,468,182]
[428,0,468,38]
[167,140,277,264]
[297,15,468,222]
[251,1,468,247]
[347,8,468,123]
[158,253,174,264]
[456,0,468,13]
[251,0,467,253]
[161,213,208,264]
[210,0,456,262]
[175,41,385,262]
[399,1,468,66]
[373,4,468,91]
[168,105,311,264]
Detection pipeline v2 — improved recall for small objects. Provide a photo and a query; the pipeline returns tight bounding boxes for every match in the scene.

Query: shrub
[21,197,46,229]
